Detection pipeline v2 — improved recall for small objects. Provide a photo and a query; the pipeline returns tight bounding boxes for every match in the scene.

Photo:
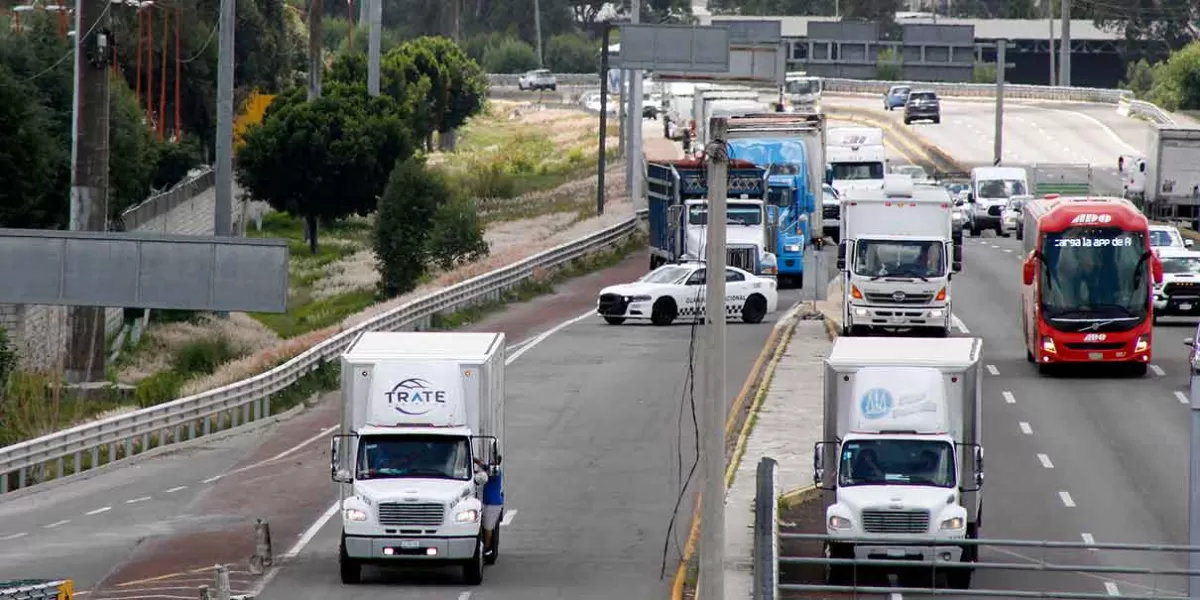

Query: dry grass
[118,313,281,383]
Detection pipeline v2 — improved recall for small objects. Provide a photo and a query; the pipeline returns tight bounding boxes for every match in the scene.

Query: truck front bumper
[847,303,950,330]
[851,543,964,563]
[344,534,477,561]
[778,253,805,275]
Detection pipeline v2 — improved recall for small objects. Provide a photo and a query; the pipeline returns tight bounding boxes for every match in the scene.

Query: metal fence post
[198,584,211,600]
[755,457,779,600]
[250,518,274,574]
[215,564,231,600]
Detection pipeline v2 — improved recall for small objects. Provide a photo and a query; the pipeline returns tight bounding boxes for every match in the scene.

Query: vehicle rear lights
[1041,336,1057,354]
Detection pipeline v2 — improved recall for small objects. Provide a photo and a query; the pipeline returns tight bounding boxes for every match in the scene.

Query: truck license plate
[886,548,906,558]
[1183,303,1194,311]
[401,541,419,549]
[1089,352,1103,360]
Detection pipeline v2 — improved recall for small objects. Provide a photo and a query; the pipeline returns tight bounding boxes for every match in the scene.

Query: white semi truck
[814,336,984,589]
[826,126,887,196]
[692,86,763,146]
[331,331,506,585]
[836,174,961,337]
[1144,125,1200,225]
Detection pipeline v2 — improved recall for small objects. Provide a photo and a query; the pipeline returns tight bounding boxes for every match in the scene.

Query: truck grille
[823,205,840,220]
[597,293,630,316]
[377,503,445,527]
[727,246,757,272]
[863,292,933,305]
[987,205,1003,217]
[1165,282,1200,297]
[862,509,930,534]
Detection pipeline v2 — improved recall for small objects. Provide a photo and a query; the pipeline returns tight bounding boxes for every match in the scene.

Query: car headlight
[940,517,965,530]
[784,244,801,253]
[455,509,480,524]
[828,515,852,530]
[344,508,369,522]
[628,295,652,302]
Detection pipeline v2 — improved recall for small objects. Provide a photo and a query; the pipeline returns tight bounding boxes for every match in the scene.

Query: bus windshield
[832,161,884,181]
[1038,227,1150,331]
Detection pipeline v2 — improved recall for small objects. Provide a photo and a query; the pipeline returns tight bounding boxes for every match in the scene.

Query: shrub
[173,337,239,376]
[483,38,539,74]
[427,198,490,270]
[374,158,449,297]
[134,371,185,408]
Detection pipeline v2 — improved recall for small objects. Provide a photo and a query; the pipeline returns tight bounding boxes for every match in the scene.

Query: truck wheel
[484,526,500,565]
[1016,228,1023,241]
[995,225,1004,237]
[933,116,941,124]
[947,563,973,589]
[339,537,362,584]
[824,542,854,586]
[603,317,626,325]
[930,326,949,338]
[651,298,677,326]
[462,538,485,585]
[741,295,768,324]
[1026,347,1035,363]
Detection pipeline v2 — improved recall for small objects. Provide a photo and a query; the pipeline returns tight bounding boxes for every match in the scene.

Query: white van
[967,166,1029,237]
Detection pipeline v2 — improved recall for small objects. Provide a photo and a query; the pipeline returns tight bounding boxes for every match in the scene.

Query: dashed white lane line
[1002,248,1013,253]
[44,519,70,529]
[0,532,28,540]
[85,506,112,516]
[165,485,187,493]
[458,593,473,600]
[501,509,519,526]
[1177,391,1190,404]
[1019,421,1033,435]
[1149,364,1165,377]
[1037,453,1055,469]
[986,364,1000,376]
[1059,491,1076,507]
[889,594,903,600]
[989,244,1000,248]
[126,496,152,505]
[1105,581,1120,596]
[202,475,223,484]
[1081,533,1098,551]
[1002,391,1016,404]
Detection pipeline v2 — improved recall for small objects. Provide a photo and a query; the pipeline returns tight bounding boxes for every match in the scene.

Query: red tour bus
[1020,195,1163,375]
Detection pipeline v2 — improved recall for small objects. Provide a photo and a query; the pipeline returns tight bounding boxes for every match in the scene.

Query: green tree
[545,33,597,73]
[426,198,489,270]
[482,37,540,73]
[972,62,998,84]
[1121,58,1157,99]
[0,64,61,228]
[1148,42,1200,111]
[373,158,450,297]
[395,37,487,135]
[875,48,902,81]
[236,83,413,253]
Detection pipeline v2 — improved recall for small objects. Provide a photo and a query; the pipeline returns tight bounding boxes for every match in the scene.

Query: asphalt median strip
[669,302,808,599]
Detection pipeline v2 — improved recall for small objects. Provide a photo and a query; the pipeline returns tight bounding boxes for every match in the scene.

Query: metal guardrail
[0,209,648,495]
[753,457,779,600]
[120,168,217,231]
[0,579,73,599]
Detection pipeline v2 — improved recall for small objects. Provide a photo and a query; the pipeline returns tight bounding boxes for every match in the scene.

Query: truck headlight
[784,244,801,253]
[940,517,965,530]
[344,508,369,522]
[455,509,480,524]
[828,515,852,530]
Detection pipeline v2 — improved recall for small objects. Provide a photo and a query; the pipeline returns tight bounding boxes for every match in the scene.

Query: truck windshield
[976,178,1027,199]
[839,439,955,488]
[1038,227,1150,331]
[357,434,472,481]
[786,80,816,95]
[831,162,884,181]
[688,204,763,226]
[1162,255,1200,274]
[854,239,946,279]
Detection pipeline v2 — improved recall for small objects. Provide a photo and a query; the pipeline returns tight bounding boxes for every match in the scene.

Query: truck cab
[966,166,1029,237]
[682,196,774,275]
[837,175,962,337]
[815,337,984,589]
[332,332,505,586]
[826,143,886,197]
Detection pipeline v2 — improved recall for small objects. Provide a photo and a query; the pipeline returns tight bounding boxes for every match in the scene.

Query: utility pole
[66,0,112,383]
[628,0,643,206]
[699,116,728,600]
[533,0,543,67]
[308,0,322,101]
[596,23,612,216]
[367,0,380,96]
[1047,4,1056,86]
[993,39,1005,167]
[1059,0,1071,87]
[617,73,626,159]
[214,0,234,240]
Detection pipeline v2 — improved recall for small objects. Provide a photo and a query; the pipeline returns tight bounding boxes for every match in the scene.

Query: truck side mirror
[1022,257,1035,286]
[974,446,985,488]
[952,244,963,273]
[824,166,833,186]
[812,442,825,486]
[966,192,975,204]
[331,435,354,483]
[836,241,848,271]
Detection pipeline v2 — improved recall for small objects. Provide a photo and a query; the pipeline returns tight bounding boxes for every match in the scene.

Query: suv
[883,85,911,110]
[518,69,557,91]
[903,89,940,124]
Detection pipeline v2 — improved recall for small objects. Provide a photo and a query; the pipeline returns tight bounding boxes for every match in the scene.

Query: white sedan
[1149,224,1193,250]
[596,262,778,326]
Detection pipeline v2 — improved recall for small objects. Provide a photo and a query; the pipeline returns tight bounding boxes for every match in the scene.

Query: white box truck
[826,126,887,196]
[836,174,962,337]
[814,336,984,589]
[1145,125,1200,225]
[331,331,506,585]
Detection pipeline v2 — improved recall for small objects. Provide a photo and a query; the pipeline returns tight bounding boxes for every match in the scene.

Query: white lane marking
[1177,391,1190,404]
[85,506,112,516]
[164,486,187,493]
[1002,248,1013,253]
[44,519,70,529]
[1082,533,1097,551]
[0,532,28,540]
[1149,364,1165,376]
[507,310,593,365]
[224,425,341,478]
[459,593,473,600]
[1019,103,1140,155]
[1002,391,1016,404]
[202,475,223,484]
[126,496,152,505]
[1037,453,1054,469]
[501,509,518,526]
[986,364,1000,376]
[951,314,970,334]
[889,594,903,600]
[1059,491,1076,507]
[1019,421,1033,435]
[1105,581,1120,596]
[989,244,1000,249]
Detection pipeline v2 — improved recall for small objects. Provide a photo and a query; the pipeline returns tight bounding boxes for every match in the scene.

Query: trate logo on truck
[385,378,448,416]
[1070,213,1112,225]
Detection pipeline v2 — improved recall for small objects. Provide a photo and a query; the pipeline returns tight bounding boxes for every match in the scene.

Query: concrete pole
[597,24,612,216]
[214,0,234,239]
[1191,372,1200,599]
[618,72,626,159]
[66,0,111,382]
[1047,12,1056,86]
[993,39,1005,167]
[308,0,323,101]
[367,0,380,96]
[628,0,643,207]
[698,116,728,600]
[533,0,543,67]
[1059,0,1071,87]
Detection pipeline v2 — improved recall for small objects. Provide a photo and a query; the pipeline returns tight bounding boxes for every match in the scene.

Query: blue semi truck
[645,157,778,278]
[721,113,826,288]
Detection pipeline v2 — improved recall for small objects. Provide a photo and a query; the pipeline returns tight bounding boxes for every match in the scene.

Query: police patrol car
[1153,246,1200,322]
[596,261,779,326]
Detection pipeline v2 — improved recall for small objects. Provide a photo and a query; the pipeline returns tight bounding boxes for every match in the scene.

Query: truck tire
[462,538,485,585]
[741,295,768,324]
[339,537,362,584]
[651,298,677,326]
[995,224,1004,237]
[825,542,854,586]
[947,524,979,589]
[1016,227,1023,241]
